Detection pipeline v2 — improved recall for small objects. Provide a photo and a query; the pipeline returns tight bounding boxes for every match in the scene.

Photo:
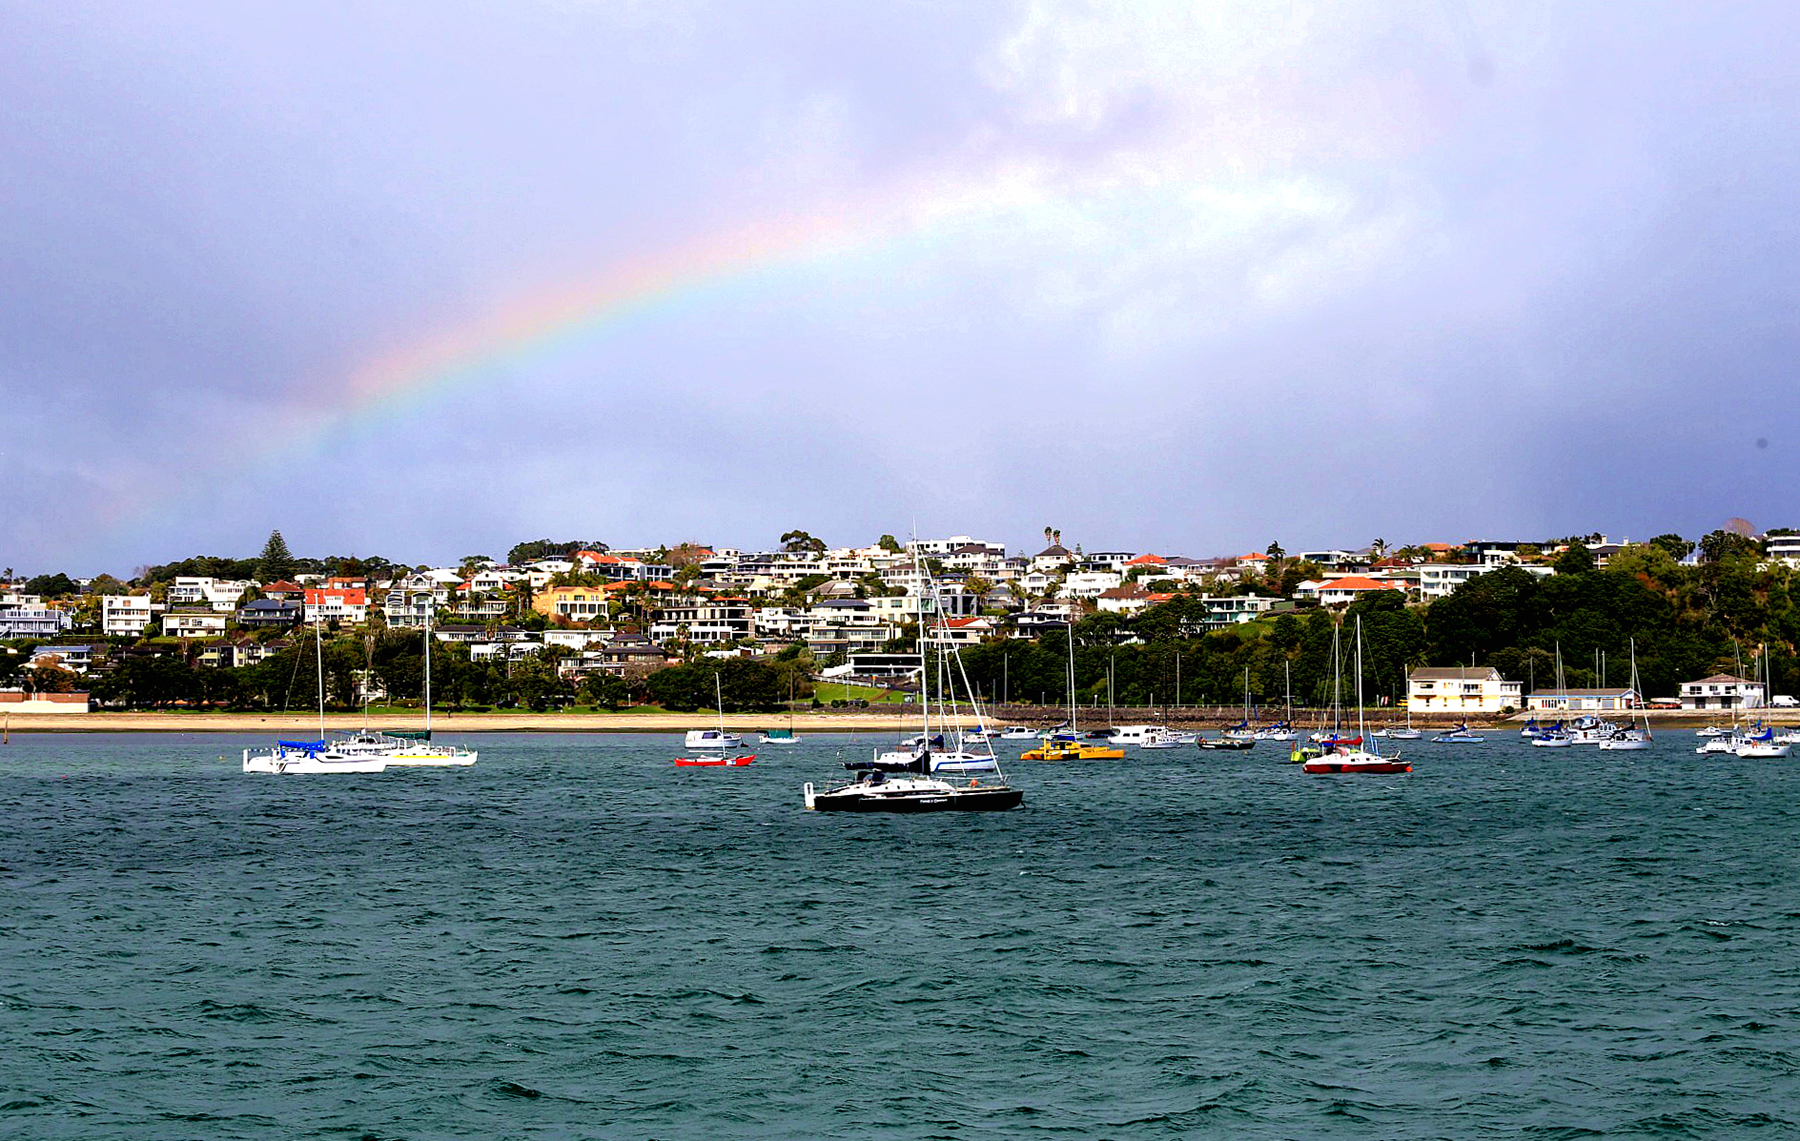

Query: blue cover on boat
[277,740,326,751]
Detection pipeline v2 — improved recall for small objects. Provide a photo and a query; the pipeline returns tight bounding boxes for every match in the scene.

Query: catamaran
[243,623,387,774]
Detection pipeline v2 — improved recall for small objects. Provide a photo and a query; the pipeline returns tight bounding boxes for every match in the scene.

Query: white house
[167,577,254,612]
[1766,533,1800,568]
[0,598,76,639]
[1415,564,1486,600]
[1096,583,1158,614]
[1059,571,1123,600]
[1408,666,1523,713]
[162,608,229,639]
[1680,674,1765,710]
[1197,594,1279,626]
[102,594,159,637]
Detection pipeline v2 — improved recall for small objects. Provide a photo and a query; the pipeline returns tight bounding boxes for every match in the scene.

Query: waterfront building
[1526,686,1641,712]
[0,690,90,714]
[1679,674,1765,710]
[1408,666,1524,713]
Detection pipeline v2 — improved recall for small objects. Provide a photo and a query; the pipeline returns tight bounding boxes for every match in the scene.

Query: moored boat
[1598,642,1653,752]
[1197,734,1254,751]
[801,550,1020,812]
[1304,616,1410,775]
[678,676,755,767]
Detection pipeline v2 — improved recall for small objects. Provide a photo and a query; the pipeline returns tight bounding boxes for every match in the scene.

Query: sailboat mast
[1066,621,1077,734]
[910,541,931,747]
[715,671,725,737]
[315,620,326,740]
[423,594,433,737]
[1355,616,1367,743]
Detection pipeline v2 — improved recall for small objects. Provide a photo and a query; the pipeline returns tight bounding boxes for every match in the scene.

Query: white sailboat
[1598,639,1652,751]
[1304,617,1411,774]
[677,674,756,766]
[1254,662,1298,740]
[804,551,1021,811]
[1698,642,1750,755]
[243,623,387,774]
[334,603,478,766]
[1735,645,1789,758]
[1531,644,1574,748]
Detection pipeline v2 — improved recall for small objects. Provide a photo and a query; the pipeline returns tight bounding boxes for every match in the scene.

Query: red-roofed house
[925,615,997,646]
[1309,576,1406,607]
[1125,553,1168,568]
[304,587,368,625]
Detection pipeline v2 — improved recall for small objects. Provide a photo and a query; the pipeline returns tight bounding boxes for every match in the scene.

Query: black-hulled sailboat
[803,549,1022,813]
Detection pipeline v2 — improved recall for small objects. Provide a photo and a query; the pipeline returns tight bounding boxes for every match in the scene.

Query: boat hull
[1303,759,1411,774]
[675,754,756,767]
[242,751,387,774]
[807,786,1023,812]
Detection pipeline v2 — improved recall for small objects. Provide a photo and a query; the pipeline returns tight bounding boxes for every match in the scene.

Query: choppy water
[2,731,1797,1139]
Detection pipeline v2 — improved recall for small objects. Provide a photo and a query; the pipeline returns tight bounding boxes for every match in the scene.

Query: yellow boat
[1022,741,1126,761]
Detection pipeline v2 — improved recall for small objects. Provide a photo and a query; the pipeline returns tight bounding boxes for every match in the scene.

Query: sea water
[1,732,1796,1139]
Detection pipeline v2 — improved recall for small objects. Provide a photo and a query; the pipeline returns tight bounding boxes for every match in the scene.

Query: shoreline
[2,708,1790,734]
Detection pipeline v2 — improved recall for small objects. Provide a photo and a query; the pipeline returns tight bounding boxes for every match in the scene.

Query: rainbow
[97,193,960,548]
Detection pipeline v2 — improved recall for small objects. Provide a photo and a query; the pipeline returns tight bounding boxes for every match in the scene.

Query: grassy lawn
[810,681,911,705]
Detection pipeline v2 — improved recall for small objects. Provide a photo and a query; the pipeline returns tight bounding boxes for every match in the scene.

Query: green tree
[1554,542,1596,576]
[507,539,603,565]
[780,529,827,554]
[257,530,296,583]
[580,672,631,709]
[1699,529,1760,564]
[1650,533,1693,562]
[21,572,77,597]
[877,535,902,553]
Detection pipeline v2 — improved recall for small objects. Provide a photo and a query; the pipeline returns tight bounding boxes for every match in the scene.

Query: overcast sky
[3,1,1796,575]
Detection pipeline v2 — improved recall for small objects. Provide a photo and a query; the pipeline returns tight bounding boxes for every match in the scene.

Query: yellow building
[532,585,611,624]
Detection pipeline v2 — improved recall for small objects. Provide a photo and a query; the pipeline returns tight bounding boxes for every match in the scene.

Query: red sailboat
[1305,615,1410,776]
